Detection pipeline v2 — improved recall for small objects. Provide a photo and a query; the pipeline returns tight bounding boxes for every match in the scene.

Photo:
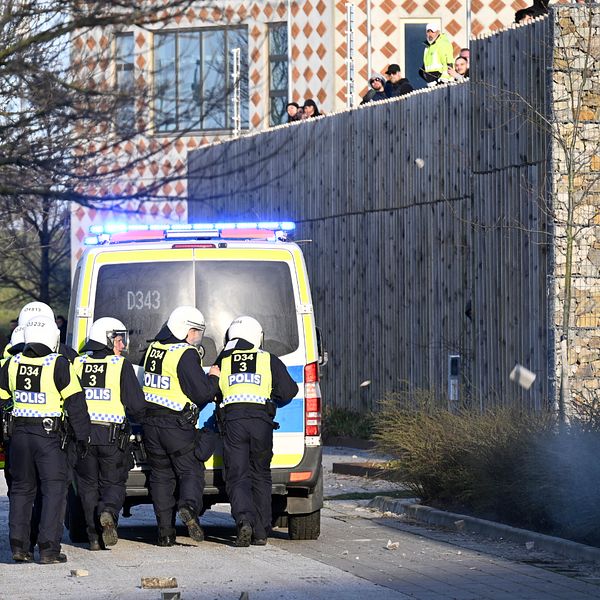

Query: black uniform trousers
[222,407,274,540]
[4,441,43,549]
[8,428,68,557]
[144,416,205,530]
[74,443,128,536]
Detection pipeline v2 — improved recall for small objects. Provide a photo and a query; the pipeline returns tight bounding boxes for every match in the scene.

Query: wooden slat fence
[187,16,553,413]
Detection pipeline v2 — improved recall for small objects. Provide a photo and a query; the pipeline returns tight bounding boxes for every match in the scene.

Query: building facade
[70,0,528,266]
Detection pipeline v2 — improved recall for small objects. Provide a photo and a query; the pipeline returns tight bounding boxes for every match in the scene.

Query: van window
[196,261,298,363]
[94,261,194,364]
[92,259,298,365]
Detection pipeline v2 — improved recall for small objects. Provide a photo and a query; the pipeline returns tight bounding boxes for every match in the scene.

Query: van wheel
[288,510,320,540]
[273,514,288,528]
[65,485,88,543]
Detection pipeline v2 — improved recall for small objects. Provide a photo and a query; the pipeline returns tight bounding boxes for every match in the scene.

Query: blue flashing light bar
[83,221,296,245]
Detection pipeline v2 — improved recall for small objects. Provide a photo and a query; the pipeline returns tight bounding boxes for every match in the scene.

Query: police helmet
[18,301,54,327]
[88,317,129,351]
[10,325,25,347]
[226,316,263,348]
[24,315,60,352]
[167,306,206,341]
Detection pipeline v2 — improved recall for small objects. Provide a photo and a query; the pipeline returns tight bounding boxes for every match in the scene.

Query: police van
[65,221,324,541]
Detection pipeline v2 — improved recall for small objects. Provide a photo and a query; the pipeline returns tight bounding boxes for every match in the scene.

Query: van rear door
[84,244,310,471]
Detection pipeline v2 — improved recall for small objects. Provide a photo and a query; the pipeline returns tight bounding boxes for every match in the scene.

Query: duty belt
[14,416,62,432]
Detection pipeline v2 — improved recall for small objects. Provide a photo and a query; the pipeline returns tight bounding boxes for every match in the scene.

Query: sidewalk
[324,445,600,566]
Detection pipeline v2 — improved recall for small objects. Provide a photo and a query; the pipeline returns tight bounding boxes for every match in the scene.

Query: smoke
[523,428,600,544]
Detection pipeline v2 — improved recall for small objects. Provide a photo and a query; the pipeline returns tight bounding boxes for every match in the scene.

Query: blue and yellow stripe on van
[200,364,305,469]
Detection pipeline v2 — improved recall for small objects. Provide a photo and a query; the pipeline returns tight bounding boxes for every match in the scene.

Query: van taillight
[304,362,321,437]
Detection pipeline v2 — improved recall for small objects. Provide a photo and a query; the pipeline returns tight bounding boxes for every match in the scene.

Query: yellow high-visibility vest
[219,349,272,408]
[143,342,193,411]
[75,355,126,423]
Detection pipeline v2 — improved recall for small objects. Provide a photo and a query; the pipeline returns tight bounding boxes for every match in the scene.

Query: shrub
[322,406,375,441]
[373,390,574,533]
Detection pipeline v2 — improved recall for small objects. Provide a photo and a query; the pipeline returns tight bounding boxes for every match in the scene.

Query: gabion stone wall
[551,6,600,413]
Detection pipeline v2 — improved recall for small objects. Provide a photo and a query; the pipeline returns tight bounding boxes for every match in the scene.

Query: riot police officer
[0,316,91,564]
[214,316,297,547]
[142,306,218,546]
[74,317,146,550]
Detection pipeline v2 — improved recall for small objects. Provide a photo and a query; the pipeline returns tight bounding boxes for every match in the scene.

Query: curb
[368,496,600,565]
[325,437,376,450]
[332,462,388,477]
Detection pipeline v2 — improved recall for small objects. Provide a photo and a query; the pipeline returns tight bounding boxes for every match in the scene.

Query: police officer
[0,316,91,564]
[12,302,79,547]
[214,316,297,547]
[142,306,218,546]
[74,317,146,550]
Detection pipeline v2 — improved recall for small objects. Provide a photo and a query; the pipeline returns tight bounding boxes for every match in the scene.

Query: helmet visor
[107,329,129,352]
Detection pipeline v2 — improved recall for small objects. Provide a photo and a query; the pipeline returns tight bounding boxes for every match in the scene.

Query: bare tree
[0,1,247,309]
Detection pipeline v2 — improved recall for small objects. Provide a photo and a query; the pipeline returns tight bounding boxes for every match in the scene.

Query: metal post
[466,0,471,49]
[345,2,355,109]
[287,0,293,102]
[366,0,372,79]
[231,47,241,137]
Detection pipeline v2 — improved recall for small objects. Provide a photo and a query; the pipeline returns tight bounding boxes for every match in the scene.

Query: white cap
[426,22,440,32]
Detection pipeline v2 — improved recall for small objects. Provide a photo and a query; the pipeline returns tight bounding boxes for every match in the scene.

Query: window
[154,27,248,132]
[115,33,135,134]
[268,22,288,126]
[195,261,299,363]
[93,259,298,365]
[94,262,194,365]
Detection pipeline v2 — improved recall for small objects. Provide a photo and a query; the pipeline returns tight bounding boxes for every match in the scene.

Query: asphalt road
[1,451,599,599]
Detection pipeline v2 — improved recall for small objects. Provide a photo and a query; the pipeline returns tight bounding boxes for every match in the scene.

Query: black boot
[12,550,34,563]
[157,527,176,547]
[88,533,101,551]
[39,552,67,564]
[99,511,118,547]
[234,521,253,547]
[178,505,204,542]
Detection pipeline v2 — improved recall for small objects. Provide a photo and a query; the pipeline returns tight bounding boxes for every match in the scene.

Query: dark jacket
[360,89,387,105]
[384,78,414,98]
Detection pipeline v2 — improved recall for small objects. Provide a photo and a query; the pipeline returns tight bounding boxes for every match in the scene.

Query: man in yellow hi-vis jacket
[420,22,454,85]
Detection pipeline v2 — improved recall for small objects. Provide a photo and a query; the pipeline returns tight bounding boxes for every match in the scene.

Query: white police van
[65,222,324,541]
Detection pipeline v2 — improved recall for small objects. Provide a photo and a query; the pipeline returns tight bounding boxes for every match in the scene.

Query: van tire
[273,514,288,528]
[288,510,320,540]
[65,485,88,543]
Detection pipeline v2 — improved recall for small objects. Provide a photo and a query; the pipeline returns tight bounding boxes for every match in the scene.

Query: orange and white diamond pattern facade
[71,0,528,267]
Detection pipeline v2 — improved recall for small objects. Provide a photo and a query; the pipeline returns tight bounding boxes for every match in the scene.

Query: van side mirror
[316,327,328,367]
